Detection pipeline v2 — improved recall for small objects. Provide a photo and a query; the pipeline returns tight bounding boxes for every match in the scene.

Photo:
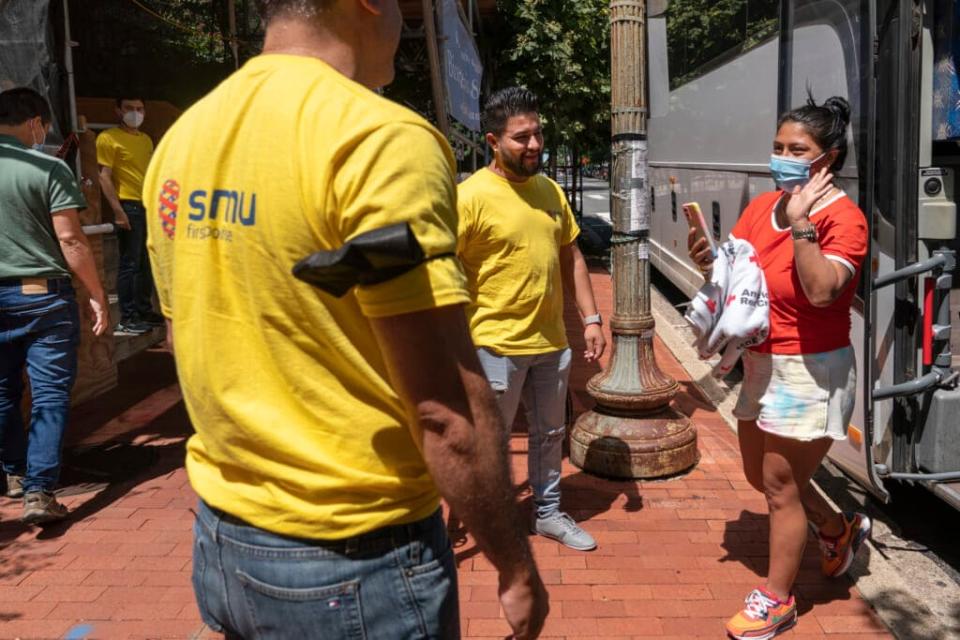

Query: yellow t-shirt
[143,54,468,540]
[96,127,154,200]
[457,168,580,355]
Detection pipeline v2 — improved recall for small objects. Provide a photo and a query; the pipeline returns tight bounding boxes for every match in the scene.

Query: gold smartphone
[682,202,718,259]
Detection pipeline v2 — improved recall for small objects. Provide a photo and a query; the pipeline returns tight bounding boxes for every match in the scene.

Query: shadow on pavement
[562,466,644,524]
[0,347,189,585]
[717,509,869,617]
[844,587,957,638]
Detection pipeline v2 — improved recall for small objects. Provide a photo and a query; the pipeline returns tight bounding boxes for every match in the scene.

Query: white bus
[647,0,960,508]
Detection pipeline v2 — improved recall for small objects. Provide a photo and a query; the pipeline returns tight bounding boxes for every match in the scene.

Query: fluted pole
[569,0,698,479]
[422,0,450,138]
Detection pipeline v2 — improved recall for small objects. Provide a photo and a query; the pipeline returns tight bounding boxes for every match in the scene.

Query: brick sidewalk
[0,267,893,639]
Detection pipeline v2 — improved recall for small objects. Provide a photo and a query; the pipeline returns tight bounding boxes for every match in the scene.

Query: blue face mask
[769,153,824,191]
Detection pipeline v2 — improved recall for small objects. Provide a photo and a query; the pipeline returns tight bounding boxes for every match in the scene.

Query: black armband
[292,222,453,297]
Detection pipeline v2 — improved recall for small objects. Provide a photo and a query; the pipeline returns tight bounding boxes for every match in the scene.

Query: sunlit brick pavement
[0,266,893,639]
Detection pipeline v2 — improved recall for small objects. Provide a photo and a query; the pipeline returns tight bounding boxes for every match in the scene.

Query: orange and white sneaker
[818,511,871,577]
[725,587,797,640]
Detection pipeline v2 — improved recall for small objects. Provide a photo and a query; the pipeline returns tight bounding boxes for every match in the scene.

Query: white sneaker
[533,512,597,551]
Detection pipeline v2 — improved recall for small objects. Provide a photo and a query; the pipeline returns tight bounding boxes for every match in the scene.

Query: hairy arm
[370,304,548,639]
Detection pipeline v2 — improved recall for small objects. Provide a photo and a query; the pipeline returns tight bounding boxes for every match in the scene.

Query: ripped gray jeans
[476,347,572,519]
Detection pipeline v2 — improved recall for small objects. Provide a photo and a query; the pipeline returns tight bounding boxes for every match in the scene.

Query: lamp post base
[570,405,698,479]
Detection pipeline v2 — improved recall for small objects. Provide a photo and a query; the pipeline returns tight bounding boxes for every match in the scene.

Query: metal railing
[871,249,956,401]
[81,223,115,237]
[870,248,958,485]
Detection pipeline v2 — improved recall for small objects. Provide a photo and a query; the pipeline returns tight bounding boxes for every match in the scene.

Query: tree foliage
[69,0,263,107]
[71,0,615,153]
[149,0,263,64]
[483,0,611,158]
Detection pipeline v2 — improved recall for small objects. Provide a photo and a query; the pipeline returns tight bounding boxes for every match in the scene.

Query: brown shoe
[4,474,23,499]
[21,491,68,525]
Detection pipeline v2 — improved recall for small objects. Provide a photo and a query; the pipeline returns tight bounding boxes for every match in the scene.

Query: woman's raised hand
[785,167,834,226]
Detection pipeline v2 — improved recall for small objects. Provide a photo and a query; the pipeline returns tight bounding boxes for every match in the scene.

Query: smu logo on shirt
[188,189,257,226]
[157,179,180,239]
[156,183,258,243]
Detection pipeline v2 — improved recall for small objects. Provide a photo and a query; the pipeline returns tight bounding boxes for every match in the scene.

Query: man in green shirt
[0,87,108,524]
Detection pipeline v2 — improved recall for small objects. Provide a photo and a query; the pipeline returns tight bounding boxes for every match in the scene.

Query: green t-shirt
[0,134,87,280]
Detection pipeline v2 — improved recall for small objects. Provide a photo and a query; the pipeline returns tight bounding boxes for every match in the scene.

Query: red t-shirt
[730,190,868,355]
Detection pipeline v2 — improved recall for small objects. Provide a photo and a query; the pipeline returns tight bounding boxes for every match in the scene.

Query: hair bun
[784,93,850,171]
[822,96,851,127]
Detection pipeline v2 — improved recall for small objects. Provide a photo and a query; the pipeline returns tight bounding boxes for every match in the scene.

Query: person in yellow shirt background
[143,1,548,638]
[96,96,160,335]
[458,87,606,552]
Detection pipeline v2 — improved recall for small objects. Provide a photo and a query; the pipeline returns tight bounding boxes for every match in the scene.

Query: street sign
[439,0,482,131]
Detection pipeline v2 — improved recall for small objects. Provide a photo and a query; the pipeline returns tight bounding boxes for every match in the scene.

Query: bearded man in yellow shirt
[458,88,607,552]
[142,2,548,638]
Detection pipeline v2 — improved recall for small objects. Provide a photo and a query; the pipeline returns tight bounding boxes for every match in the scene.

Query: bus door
[864,0,960,505]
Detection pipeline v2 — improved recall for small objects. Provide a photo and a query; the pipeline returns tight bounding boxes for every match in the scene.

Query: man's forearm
[370,308,538,579]
[562,246,599,321]
[98,174,124,215]
[421,365,535,578]
[572,255,599,320]
[61,235,105,300]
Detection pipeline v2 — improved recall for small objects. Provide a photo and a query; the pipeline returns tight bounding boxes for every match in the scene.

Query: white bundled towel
[685,238,770,377]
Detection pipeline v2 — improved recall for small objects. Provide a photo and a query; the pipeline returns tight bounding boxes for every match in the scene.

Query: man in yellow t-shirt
[96,97,159,335]
[458,87,606,552]
[143,2,547,638]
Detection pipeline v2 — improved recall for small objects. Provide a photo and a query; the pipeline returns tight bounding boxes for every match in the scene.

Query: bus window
[875,0,900,228]
[779,0,869,203]
[933,0,960,158]
[666,0,779,89]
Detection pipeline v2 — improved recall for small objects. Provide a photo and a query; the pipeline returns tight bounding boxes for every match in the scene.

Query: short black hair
[255,0,334,22]
[116,97,144,108]
[777,93,851,172]
[0,87,52,126]
[482,87,539,137]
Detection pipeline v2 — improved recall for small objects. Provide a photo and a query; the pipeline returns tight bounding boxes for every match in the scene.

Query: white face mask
[122,110,144,128]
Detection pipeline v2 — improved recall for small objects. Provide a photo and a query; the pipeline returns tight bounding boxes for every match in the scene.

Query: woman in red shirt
[689,96,871,640]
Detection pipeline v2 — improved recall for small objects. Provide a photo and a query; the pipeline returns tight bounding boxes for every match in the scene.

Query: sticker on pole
[627,139,649,233]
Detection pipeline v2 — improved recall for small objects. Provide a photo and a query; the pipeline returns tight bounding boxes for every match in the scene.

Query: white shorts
[733,346,857,441]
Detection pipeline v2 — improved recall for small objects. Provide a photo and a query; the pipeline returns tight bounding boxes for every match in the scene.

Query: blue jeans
[0,278,79,494]
[116,200,155,322]
[477,347,572,519]
[193,501,460,639]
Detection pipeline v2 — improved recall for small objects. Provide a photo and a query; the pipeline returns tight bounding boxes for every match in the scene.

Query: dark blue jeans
[193,501,460,639]
[0,279,79,494]
[116,200,155,322]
